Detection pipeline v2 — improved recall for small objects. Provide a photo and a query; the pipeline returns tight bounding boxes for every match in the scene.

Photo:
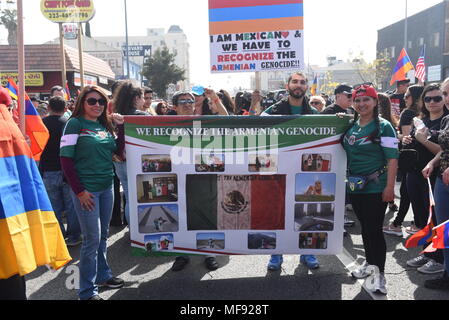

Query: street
[24,184,449,302]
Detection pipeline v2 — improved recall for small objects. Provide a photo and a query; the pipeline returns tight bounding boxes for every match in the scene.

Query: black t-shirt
[40,115,67,172]
[408,113,448,172]
[321,104,354,115]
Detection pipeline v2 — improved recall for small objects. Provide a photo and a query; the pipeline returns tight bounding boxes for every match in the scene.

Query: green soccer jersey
[343,118,399,194]
[60,117,117,192]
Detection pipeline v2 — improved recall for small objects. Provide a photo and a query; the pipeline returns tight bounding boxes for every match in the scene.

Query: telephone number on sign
[48,12,89,19]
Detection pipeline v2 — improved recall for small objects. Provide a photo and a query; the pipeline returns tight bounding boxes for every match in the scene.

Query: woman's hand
[402,135,413,145]
[382,185,395,203]
[77,191,95,212]
[422,163,435,179]
[414,127,429,144]
[111,113,124,125]
[443,168,449,185]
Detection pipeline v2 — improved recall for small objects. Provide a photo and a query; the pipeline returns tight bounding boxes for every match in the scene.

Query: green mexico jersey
[343,118,399,194]
[60,117,116,192]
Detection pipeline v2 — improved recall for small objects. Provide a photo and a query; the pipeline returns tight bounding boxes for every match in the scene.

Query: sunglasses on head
[424,96,443,103]
[353,82,374,90]
[86,98,107,106]
[178,99,194,105]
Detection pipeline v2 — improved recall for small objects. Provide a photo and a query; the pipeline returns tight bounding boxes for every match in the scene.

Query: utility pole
[124,0,130,79]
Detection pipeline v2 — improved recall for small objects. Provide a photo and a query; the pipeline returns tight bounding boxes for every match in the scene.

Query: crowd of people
[1,70,449,300]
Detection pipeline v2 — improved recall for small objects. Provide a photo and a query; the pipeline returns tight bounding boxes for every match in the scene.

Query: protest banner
[208,0,304,73]
[125,116,349,256]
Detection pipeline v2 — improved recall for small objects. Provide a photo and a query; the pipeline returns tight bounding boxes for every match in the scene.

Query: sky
[0,0,443,90]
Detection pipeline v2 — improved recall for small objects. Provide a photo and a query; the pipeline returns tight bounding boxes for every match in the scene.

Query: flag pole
[16,0,25,135]
[404,0,408,50]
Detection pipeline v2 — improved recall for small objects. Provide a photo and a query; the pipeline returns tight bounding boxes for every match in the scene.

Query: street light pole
[124,0,130,79]
[404,0,408,50]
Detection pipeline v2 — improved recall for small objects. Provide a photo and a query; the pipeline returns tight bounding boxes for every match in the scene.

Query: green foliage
[0,8,17,45]
[141,47,186,99]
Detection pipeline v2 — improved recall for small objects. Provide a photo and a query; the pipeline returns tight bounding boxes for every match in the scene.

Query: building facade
[96,26,190,90]
[377,1,449,90]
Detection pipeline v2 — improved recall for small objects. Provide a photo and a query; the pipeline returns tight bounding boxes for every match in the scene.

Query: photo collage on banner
[125,116,349,256]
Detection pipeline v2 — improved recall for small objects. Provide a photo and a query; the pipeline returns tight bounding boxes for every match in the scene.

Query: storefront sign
[0,73,44,87]
[41,0,96,23]
[63,23,78,40]
[125,116,349,256]
[74,72,97,86]
[122,45,152,57]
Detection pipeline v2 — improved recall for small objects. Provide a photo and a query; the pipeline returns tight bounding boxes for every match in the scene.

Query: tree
[0,8,17,45]
[319,71,339,96]
[352,52,392,91]
[141,47,185,99]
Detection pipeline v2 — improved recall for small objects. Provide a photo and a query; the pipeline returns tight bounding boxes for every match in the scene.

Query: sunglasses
[86,98,107,106]
[178,99,194,105]
[354,83,374,90]
[424,96,443,103]
[310,101,322,105]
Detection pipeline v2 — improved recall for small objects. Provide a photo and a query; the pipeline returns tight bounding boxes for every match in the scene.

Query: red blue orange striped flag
[390,48,414,86]
[405,179,436,248]
[8,78,49,161]
[0,103,71,279]
[65,82,71,101]
[5,78,18,100]
[209,0,303,35]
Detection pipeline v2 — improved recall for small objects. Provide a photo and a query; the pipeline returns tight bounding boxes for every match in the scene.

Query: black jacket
[268,96,314,115]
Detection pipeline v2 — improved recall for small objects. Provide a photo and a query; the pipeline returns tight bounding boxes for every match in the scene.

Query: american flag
[415,45,426,83]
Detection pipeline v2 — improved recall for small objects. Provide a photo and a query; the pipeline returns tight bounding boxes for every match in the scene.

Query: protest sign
[125,116,349,256]
[208,0,304,73]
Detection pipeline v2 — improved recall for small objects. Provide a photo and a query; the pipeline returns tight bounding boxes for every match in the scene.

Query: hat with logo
[334,84,353,95]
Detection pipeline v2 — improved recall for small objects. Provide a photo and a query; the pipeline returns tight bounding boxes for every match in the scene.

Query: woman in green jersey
[342,84,399,295]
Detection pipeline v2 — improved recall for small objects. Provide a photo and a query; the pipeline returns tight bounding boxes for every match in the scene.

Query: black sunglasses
[353,82,374,90]
[86,98,107,106]
[424,96,443,103]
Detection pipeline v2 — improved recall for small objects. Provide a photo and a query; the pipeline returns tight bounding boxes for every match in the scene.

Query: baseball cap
[334,84,353,95]
[396,79,411,86]
[352,84,378,100]
[191,86,205,96]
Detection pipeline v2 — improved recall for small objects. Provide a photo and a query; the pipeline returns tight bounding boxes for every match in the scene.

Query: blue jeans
[113,161,129,224]
[434,178,449,274]
[42,171,81,242]
[71,186,114,300]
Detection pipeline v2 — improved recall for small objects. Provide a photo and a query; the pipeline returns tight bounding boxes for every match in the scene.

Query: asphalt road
[25,185,449,302]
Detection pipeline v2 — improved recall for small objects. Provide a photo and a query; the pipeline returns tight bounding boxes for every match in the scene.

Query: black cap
[334,84,353,95]
[396,79,411,86]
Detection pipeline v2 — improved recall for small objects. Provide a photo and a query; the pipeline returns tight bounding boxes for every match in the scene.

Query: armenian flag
[311,75,318,96]
[208,0,303,35]
[390,48,414,86]
[0,104,71,279]
[65,82,71,101]
[431,220,449,249]
[5,78,18,100]
[406,179,436,248]
[7,79,49,161]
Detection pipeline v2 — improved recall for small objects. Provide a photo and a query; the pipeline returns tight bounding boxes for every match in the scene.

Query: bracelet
[249,110,257,114]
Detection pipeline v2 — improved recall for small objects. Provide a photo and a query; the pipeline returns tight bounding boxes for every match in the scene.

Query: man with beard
[261,72,320,271]
[261,72,319,115]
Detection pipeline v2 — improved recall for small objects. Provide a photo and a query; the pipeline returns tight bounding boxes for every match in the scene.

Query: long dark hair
[406,85,424,115]
[71,85,114,135]
[114,80,143,115]
[420,83,442,118]
[377,93,396,126]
